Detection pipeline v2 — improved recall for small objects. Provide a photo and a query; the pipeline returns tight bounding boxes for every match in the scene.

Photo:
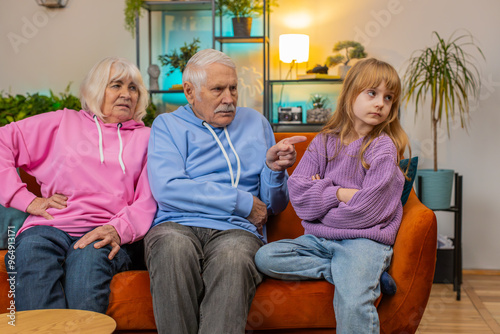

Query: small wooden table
[0,309,116,333]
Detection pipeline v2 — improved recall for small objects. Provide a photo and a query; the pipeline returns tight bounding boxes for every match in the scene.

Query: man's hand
[73,225,122,260]
[246,196,268,233]
[26,193,68,220]
[266,136,307,172]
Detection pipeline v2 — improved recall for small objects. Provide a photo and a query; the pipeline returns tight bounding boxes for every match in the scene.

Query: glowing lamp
[279,34,310,64]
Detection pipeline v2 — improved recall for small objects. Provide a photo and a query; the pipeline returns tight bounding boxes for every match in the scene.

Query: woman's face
[101,65,139,123]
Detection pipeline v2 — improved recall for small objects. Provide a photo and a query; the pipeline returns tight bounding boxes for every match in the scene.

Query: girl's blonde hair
[80,57,149,123]
[321,58,411,176]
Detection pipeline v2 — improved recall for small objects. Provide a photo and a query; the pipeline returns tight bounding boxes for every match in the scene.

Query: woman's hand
[26,194,68,220]
[73,225,122,260]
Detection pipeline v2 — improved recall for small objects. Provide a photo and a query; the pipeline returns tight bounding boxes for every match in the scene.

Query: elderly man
[145,48,306,333]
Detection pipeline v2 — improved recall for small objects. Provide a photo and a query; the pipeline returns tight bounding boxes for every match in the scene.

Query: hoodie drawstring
[93,115,104,164]
[117,123,126,174]
[93,115,126,174]
[202,121,241,188]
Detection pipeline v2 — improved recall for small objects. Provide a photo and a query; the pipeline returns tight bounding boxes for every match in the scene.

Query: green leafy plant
[402,31,484,171]
[0,84,81,126]
[326,41,367,67]
[217,0,278,18]
[158,38,201,76]
[0,84,158,127]
[124,0,144,37]
[143,102,157,127]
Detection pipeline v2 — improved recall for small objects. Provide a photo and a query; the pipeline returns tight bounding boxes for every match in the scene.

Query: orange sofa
[0,132,437,333]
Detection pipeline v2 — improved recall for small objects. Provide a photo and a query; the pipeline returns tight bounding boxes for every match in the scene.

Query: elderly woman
[0,57,157,313]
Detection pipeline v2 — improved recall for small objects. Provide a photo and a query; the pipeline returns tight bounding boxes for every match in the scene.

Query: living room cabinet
[135,0,270,115]
[267,78,343,132]
[417,173,463,300]
[136,0,216,99]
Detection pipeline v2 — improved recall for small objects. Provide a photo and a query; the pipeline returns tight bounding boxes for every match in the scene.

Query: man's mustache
[214,105,236,114]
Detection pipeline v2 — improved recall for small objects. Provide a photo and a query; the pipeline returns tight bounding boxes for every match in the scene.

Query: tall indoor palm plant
[402,31,484,172]
[402,31,484,209]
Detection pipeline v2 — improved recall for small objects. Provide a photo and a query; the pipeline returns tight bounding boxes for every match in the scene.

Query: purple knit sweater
[288,133,404,245]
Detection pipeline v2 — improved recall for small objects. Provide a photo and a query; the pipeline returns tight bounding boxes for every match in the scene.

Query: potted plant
[402,31,484,209]
[158,38,201,90]
[306,94,331,124]
[325,41,367,79]
[217,0,278,37]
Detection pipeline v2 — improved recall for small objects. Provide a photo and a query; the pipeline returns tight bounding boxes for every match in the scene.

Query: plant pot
[232,17,252,37]
[338,65,351,79]
[416,169,454,210]
[306,108,331,124]
[169,84,183,91]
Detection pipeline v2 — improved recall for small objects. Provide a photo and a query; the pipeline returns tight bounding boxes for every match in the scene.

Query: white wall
[0,0,136,95]
[1,0,499,270]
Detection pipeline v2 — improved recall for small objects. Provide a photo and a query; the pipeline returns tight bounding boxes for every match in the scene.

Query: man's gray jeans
[144,221,264,334]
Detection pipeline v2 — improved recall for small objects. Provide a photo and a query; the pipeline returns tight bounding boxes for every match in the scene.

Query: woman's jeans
[9,225,133,313]
[144,221,264,334]
[255,235,393,334]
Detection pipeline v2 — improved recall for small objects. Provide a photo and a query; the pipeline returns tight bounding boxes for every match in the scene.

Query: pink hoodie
[0,109,157,244]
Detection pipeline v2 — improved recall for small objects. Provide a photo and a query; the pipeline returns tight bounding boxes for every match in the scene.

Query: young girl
[255,58,411,334]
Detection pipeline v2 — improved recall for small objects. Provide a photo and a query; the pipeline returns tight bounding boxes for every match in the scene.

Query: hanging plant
[124,0,144,37]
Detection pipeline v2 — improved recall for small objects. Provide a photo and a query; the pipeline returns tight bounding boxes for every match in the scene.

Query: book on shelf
[297,73,341,80]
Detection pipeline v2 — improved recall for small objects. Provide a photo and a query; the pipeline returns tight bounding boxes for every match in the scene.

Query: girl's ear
[184,82,196,105]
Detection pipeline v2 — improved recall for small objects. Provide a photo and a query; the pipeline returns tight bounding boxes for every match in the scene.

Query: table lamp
[279,34,310,79]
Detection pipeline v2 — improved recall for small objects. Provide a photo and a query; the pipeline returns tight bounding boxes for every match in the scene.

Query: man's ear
[184,82,196,105]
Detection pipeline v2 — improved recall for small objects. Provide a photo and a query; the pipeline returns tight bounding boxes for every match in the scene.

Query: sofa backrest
[19,168,41,197]
[267,132,318,242]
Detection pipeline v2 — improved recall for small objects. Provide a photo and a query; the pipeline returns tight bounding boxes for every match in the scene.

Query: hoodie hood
[171,105,242,188]
[81,109,145,130]
[81,109,145,174]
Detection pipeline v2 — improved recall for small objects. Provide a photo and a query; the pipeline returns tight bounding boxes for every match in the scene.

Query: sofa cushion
[246,278,382,331]
[399,157,418,206]
[107,271,156,330]
[0,250,11,312]
[0,205,27,249]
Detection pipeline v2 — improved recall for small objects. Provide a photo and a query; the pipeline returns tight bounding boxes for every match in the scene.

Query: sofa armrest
[378,190,437,334]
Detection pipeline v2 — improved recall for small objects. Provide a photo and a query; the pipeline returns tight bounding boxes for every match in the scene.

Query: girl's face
[351,81,394,137]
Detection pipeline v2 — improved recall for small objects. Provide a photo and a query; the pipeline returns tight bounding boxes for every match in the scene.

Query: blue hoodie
[147,105,289,241]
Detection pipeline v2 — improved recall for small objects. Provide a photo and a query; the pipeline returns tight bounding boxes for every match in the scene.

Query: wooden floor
[417,273,500,333]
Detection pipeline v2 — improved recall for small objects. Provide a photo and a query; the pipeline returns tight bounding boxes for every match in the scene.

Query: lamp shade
[279,34,309,63]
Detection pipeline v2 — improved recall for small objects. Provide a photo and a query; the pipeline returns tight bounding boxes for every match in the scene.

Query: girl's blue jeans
[255,235,393,334]
[9,225,134,313]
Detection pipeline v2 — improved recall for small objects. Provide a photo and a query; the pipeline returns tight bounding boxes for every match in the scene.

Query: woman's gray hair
[80,57,149,122]
[182,49,236,92]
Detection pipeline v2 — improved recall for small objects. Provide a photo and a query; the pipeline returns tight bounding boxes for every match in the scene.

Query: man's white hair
[182,49,236,93]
